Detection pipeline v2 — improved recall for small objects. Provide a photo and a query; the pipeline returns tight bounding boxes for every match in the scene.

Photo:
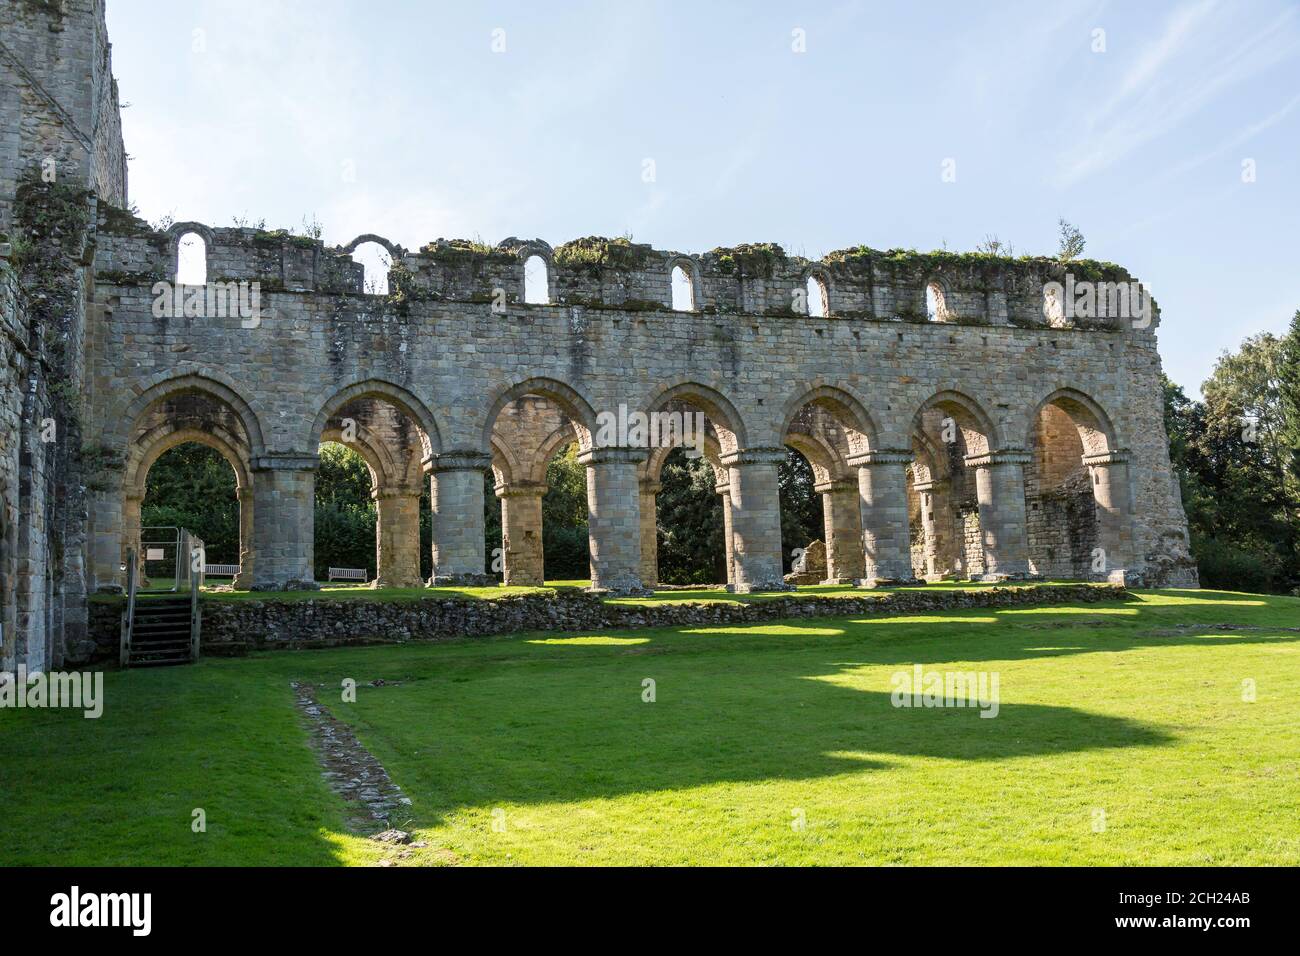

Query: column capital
[372,483,423,501]
[495,480,548,499]
[912,477,948,493]
[847,448,912,467]
[720,446,786,467]
[427,450,493,474]
[578,446,649,466]
[251,453,319,472]
[814,477,858,494]
[1081,449,1131,467]
[964,448,1032,468]
[639,480,663,496]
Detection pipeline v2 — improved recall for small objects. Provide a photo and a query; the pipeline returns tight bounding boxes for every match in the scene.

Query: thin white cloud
[1057,3,1299,185]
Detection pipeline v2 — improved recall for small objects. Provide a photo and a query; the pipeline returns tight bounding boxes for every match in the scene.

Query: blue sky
[106,0,1300,396]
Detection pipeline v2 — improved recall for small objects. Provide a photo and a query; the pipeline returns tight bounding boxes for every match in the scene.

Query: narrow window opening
[671,264,695,311]
[351,242,392,296]
[176,232,207,286]
[806,275,828,317]
[524,255,549,304]
[926,282,947,322]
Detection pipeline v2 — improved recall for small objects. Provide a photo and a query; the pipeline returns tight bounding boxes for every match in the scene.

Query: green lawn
[3,588,1297,866]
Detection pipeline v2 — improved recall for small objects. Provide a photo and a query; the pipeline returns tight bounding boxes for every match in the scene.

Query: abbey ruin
[1,0,1197,674]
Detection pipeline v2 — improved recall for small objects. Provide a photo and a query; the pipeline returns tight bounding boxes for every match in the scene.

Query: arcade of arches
[107,378,1138,594]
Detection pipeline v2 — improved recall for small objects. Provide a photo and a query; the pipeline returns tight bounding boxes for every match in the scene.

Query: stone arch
[490,435,520,488]
[1022,387,1125,579]
[642,380,749,454]
[527,422,581,485]
[320,422,399,492]
[126,424,252,498]
[308,378,442,459]
[111,371,268,458]
[1023,387,1117,457]
[910,389,1000,455]
[339,234,403,258]
[779,384,877,457]
[482,377,597,453]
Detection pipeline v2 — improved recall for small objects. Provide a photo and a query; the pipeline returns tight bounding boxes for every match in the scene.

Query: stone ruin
[0,0,1198,673]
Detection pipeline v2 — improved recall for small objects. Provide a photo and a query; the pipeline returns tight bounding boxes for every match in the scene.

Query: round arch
[641,381,749,453]
[779,384,877,455]
[308,378,442,460]
[482,377,599,453]
[1023,387,1118,456]
[112,371,268,458]
[910,389,1002,455]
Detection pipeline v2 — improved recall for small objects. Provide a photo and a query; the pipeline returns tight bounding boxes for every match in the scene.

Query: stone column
[721,448,789,592]
[913,477,959,580]
[233,486,254,588]
[967,449,1032,580]
[579,447,648,594]
[428,451,493,586]
[498,481,546,586]
[639,480,660,588]
[851,450,921,586]
[1083,449,1135,583]
[817,478,865,584]
[88,486,126,593]
[717,480,735,586]
[374,485,424,589]
[122,491,143,584]
[250,454,318,590]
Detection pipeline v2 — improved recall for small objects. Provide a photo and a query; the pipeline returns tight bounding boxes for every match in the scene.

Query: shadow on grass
[315,599,1300,828]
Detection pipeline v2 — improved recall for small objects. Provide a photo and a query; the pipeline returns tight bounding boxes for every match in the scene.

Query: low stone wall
[87,584,1127,660]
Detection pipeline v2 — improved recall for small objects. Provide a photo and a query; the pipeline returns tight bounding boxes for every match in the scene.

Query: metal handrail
[121,548,137,668]
[190,566,201,661]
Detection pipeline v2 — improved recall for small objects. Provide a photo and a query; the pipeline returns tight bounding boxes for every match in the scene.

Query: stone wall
[0,0,124,671]
[86,583,1129,658]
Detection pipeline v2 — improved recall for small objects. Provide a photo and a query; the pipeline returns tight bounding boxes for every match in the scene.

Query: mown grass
[2,588,1296,866]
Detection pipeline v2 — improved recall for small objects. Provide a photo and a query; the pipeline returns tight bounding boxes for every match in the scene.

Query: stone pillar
[851,450,921,586]
[914,477,959,580]
[639,480,660,588]
[579,447,649,594]
[88,487,126,593]
[233,486,254,588]
[817,478,865,584]
[967,450,1032,580]
[721,448,789,592]
[250,454,318,590]
[122,491,143,583]
[428,451,493,586]
[1083,450,1135,583]
[498,481,546,586]
[717,480,735,586]
[374,485,424,589]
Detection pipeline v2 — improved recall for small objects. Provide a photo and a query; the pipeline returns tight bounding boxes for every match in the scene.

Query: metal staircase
[120,542,203,668]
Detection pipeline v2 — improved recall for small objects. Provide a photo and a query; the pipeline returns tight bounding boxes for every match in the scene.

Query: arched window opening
[1043,285,1065,326]
[806,275,829,317]
[314,440,377,585]
[925,282,947,322]
[141,443,239,583]
[524,255,549,305]
[671,264,695,311]
[176,232,207,286]
[351,241,392,296]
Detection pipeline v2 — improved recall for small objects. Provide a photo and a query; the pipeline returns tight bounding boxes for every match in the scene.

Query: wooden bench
[327,567,369,583]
